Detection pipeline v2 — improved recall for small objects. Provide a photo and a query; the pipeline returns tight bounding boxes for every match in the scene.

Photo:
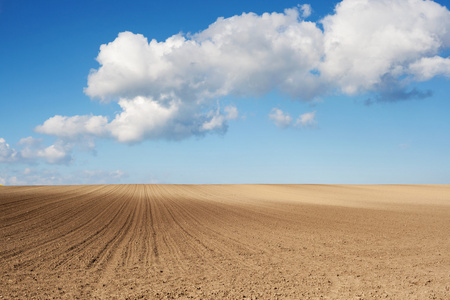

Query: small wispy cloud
[269,108,293,129]
[0,167,128,185]
[295,111,317,128]
[269,109,317,129]
[0,137,72,165]
[299,4,312,18]
[0,138,18,163]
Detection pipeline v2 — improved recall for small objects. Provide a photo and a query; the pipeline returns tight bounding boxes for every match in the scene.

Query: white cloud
[408,56,450,81]
[35,115,108,139]
[36,0,450,144]
[300,4,312,18]
[18,137,73,164]
[105,96,237,143]
[107,96,181,143]
[0,138,18,163]
[0,137,72,165]
[201,103,238,132]
[0,168,127,185]
[85,9,324,102]
[295,111,317,128]
[224,106,239,120]
[0,168,54,185]
[85,0,450,103]
[320,0,450,94]
[36,97,239,144]
[269,109,317,129]
[76,7,325,141]
[269,108,293,129]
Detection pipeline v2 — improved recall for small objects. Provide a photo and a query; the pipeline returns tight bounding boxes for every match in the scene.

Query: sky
[1,0,449,185]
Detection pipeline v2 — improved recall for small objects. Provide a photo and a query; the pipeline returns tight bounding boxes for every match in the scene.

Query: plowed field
[1,184,450,299]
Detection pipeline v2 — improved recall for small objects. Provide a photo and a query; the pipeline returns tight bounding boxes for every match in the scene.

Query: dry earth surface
[1,184,450,299]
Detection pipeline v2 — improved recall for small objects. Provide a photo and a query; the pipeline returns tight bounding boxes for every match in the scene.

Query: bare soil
[1,184,450,299]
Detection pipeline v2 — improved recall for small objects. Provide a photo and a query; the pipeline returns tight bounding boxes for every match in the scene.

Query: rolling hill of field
[1,184,449,299]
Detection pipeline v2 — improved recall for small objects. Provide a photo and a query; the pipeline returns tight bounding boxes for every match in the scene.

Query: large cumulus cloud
[37,0,450,143]
[85,8,324,102]
[320,0,450,94]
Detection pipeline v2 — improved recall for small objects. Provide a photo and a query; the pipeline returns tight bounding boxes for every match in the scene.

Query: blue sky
[1,0,449,185]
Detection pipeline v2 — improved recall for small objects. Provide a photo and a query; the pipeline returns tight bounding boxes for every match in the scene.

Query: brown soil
[1,184,449,299]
